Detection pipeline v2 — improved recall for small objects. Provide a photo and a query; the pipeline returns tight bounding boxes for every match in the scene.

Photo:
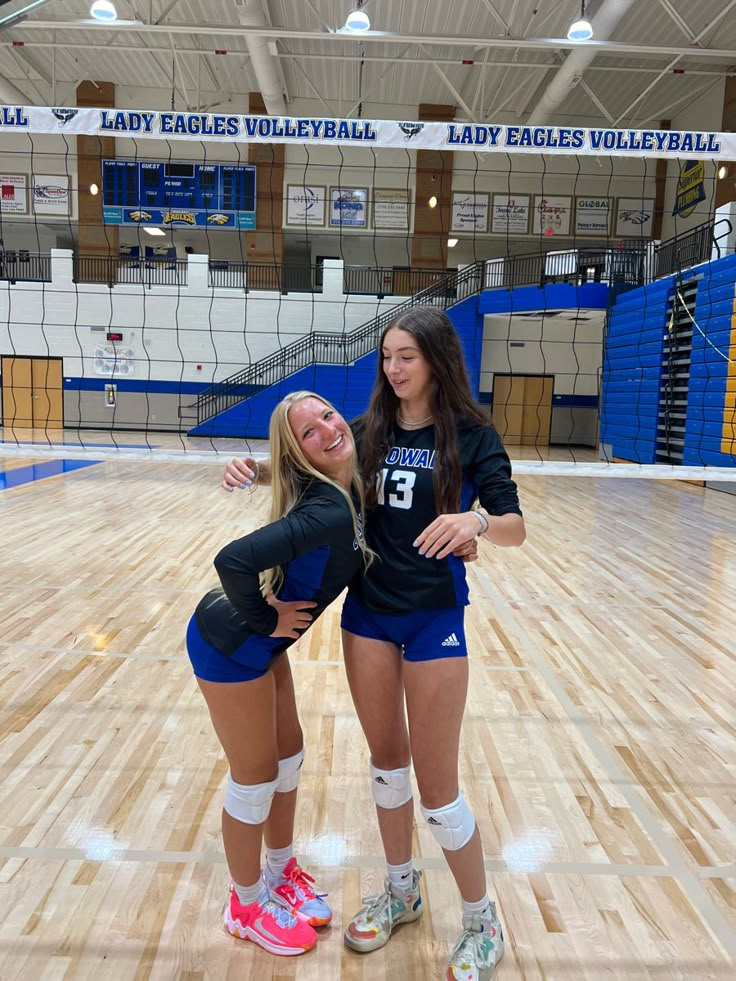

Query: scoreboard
[102,159,256,230]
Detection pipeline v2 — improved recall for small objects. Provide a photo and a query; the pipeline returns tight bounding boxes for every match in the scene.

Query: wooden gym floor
[0,438,734,979]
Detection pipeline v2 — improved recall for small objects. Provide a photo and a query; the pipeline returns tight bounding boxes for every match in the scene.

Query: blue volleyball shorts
[340,591,468,661]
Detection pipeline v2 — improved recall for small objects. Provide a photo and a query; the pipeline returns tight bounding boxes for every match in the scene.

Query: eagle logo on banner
[398,122,424,141]
[51,108,79,126]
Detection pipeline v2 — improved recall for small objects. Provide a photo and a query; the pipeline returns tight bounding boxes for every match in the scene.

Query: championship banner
[0,105,732,159]
[673,160,707,217]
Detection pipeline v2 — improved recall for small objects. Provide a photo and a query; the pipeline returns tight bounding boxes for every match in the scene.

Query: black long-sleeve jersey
[194,479,363,656]
[352,418,522,613]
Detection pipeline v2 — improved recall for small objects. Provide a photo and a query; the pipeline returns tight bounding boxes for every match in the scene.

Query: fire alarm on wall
[107,332,123,341]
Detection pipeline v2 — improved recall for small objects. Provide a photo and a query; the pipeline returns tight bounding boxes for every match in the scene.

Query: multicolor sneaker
[446,909,504,980]
[344,869,423,952]
[223,884,317,956]
[265,856,333,927]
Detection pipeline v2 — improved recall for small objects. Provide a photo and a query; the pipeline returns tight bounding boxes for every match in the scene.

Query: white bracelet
[471,509,488,536]
[251,461,259,484]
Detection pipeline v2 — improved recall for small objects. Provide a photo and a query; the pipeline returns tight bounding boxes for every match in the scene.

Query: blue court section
[0,459,101,490]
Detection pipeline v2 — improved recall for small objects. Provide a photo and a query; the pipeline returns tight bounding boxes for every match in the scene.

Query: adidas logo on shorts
[428,816,442,825]
[375,776,388,785]
[441,633,460,647]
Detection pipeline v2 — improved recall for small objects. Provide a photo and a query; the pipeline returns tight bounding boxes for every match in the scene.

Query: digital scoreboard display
[102,159,256,229]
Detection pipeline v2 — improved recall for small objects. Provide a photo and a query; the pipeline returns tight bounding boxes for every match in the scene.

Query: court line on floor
[475,568,736,961]
[0,843,732,881]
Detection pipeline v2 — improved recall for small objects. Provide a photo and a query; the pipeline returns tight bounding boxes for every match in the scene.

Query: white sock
[387,859,415,892]
[266,844,294,878]
[462,893,495,927]
[233,878,265,907]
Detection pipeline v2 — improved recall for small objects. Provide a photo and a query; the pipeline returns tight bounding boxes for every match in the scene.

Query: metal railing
[483,246,647,290]
[343,265,456,297]
[195,262,484,425]
[208,262,323,292]
[206,262,455,296]
[0,251,52,283]
[653,218,731,280]
[74,255,189,287]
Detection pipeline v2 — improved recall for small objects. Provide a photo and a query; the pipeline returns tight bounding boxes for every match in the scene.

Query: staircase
[193,261,484,428]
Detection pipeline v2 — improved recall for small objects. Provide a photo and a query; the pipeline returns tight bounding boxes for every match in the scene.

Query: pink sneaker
[266,856,333,927]
[224,884,317,956]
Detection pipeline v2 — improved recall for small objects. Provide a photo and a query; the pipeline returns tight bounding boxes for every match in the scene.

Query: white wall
[0,254,407,385]
[482,310,604,398]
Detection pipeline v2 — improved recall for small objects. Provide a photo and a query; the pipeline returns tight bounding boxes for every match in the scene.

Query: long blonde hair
[260,391,373,597]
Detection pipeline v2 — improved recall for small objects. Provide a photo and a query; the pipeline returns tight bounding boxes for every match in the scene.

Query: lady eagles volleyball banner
[0,105,730,159]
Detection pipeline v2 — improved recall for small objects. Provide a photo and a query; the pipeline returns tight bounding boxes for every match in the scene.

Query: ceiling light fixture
[90,1,117,22]
[89,183,99,195]
[567,1,593,41]
[345,4,370,32]
[718,164,728,179]
[448,238,458,247]
[144,227,166,236]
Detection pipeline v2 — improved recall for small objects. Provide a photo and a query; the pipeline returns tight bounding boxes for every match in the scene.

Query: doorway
[492,373,553,446]
[1,356,64,429]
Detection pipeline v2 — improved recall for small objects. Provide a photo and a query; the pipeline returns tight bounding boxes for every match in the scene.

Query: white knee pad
[421,792,476,850]
[224,773,277,825]
[370,761,413,809]
[276,748,304,793]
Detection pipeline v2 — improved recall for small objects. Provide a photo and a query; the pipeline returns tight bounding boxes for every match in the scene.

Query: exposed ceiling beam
[639,79,720,126]
[155,0,182,24]
[169,33,189,109]
[6,37,50,83]
[302,0,331,33]
[5,44,46,100]
[491,67,548,116]
[193,35,220,95]
[478,0,510,35]
[612,56,681,126]
[288,57,332,116]
[343,45,413,118]
[656,0,696,44]
[4,43,734,83]
[470,48,489,118]
[526,0,637,125]
[420,44,474,118]
[613,1,736,126]
[578,77,614,123]
[14,21,736,62]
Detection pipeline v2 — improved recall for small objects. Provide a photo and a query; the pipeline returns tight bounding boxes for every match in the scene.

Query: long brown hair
[360,306,485,513]
[261,391,373,597]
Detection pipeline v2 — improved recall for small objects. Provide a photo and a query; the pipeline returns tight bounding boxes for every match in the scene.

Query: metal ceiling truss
[13,19,736,62]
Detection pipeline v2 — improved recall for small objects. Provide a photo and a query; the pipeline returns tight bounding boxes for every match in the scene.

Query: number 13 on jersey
[377,469,416,509]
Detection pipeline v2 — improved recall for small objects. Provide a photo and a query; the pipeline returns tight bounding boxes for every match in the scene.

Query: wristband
[471,509,488,536]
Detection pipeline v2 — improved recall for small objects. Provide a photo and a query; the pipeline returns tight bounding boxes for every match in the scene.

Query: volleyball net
[0,105,734,479]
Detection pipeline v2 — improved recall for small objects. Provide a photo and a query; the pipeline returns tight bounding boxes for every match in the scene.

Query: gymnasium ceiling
[1,0,735,127]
